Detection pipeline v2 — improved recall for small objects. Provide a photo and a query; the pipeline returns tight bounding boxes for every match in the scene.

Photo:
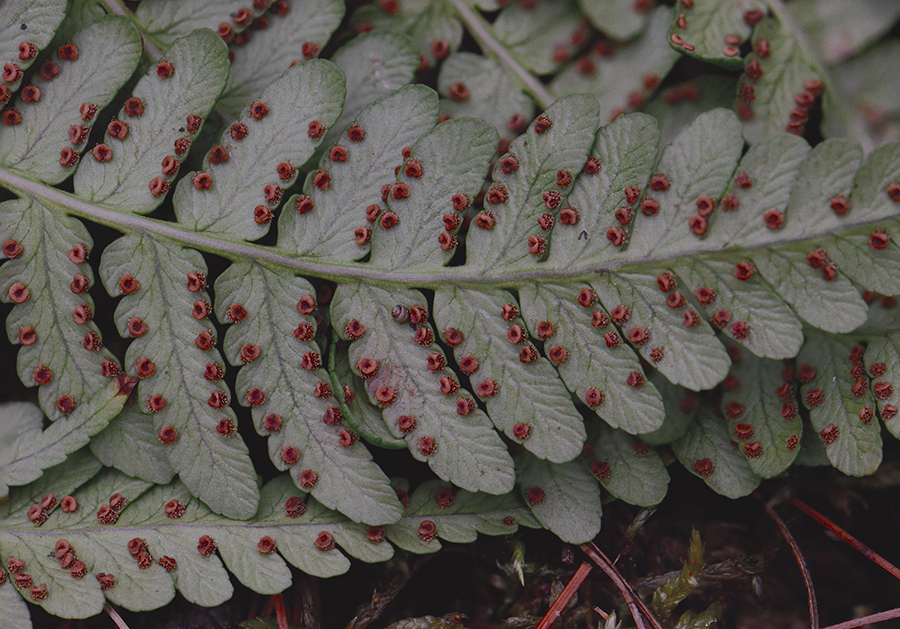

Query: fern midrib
[1,166,891,289]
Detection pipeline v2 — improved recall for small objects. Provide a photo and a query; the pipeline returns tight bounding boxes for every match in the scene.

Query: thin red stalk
[791,498,900,581]
[765,501,819,629]
[821,607,900,629]
[103,603,130,629]
[536,562,593,629]
[580,543,663,629]
[273,593,289,629]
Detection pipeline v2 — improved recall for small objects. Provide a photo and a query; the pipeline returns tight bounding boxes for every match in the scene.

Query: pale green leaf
[592,272,731,391]
[433,286,586,462]
[666,0,766,69]
[578,0,650,41]
[798,331,882,476]
[643,76,738,149]
[545,113,659,270]
[371,118,497,270]
[89,405,176,485]
[792,421,831,467]
[279,85,439,260]
[384,479,539,553]
[99,234,260,519]
[215,262,401,525]
[0,0,67,93]
[515,451,602,544]
[863,331,900,439]
[670,257,804,359]
[466,94,600,272]
[672,411,761,498]
[174,59,345,240]
[331,282,516,494]
[329,32,420,145]
[552,7,679,123]
[0,381,125,498]
[721,345,802,477]
[792,0,900,63]
[740,17,823,144]
[73,29,229,214]
[518,282,666,434]
[351,0,462,69]
[133,0,273,50]
[832,40,900,118]
[493,0,584,76]
[330,341,407,449]
[0,580,32,629]
[438,52,534,145]
[0,402,43,495]
[0,198,121,419]
[217,0,345,118]
[585,423,669,507]
[0,17,141,183]
[627,109,744,259]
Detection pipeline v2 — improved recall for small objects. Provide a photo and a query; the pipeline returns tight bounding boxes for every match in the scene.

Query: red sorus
[404,304,426,325]
[763,208,785,230]
[431,487,455,510]
[390,183,410,201]
[710,309,731,329]
[806,388,825,407]
[448,82,469,102]
[476,378,499,398]
[343,385,355,406]
[604,331,622,348]
[146,393,166,413]
[443,327,464,346]
[39,60,59,81]
[149,177,169,196]
[682,310,701,330]
[20,85,41,103]
[614,206,633,226]
[68,559,88,578]
[56,395,76,414]
[851,377,868,398]
[203,145,229,167]
[623,186,641,205]
[821,263,838,281]
[548,345,568,364]
[626,371,645,388]
[556,169,573,188]
[580,158,602,177]
[67,243,89,265]
[28,584,48,602]
[448,193,470,215]
[527,235,547,255]
[92,143,113,162]
[851,361,865,379]
[591,311,609,328]
[746,59,763,82]
[439,375,460,396]
[426,352,446,372]
[452,396,475,417]
[193,300,212,322]
[733,172,753,189]
[719,194,739,212]
[254,205,273,224]
[533,114,552,134]
[413,327,434,346]
[417,435,437,457]
[379,211,399,229]
[580,386,604,409]
[195,330,216,350]
[805,248,828,270]
[873,381,894,399]
[13,572,31,589]
[2,62,22,83]
[97,504,118,525]
[100,360,119,377]
[93,572,115,590]
[279,444,301,465]
[158,425,178,444]
[725,400,745,420]
[19,326,37,346]
[120,97,146,120]
[474,211,496,230]
[609,304,630,325]
[486,183,508,205]
[743,441,763,459]
[870,362,887,376]
[27,504,47,525]
[870,230,890,250]
[263,413,283,432]
[497,303,518,321]
[72,303,91,325]
[536,212,555,231]
[356,357,379,379]
[661,290,686,310]
[1,107,22,125]
[3,238,23,258]
[496,155,520,176]
[781,402,798,419]
[195,534,217,557]
[849,345,864,362]
[245,388,265,406]
[858,405,874,423]
[438,232,456,252]
[374,386,396,406]
[296,467,319,489]
[443,212,462,232]
[818,422,840,445]
[688,214,708,236]
[804,78,823,95]
[263,183,282,204]
[8,282,29,303]
[127,537,146,556]
[225,303,247,323]
[153,555,177,572]
[70,273,90,294]
[885,181,900,203]
[32,364,52,386]
[627,326,650,347]
[7,557,25,574]
[656,273,676,293]
[525,486,546,506]
[882,404,899,419]
[160,498,186,520]
[208,390,228,409]
[649,174,670,192]
[390,413,417,435]
[18,41,37,60]
[794,364,816,384]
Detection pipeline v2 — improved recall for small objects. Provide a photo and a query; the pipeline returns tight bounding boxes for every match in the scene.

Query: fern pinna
[1,0,899,623]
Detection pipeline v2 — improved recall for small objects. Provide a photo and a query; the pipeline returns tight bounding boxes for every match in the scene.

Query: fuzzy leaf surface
[174,59,345,240]
[215,261,401,525]
[0,17,141,183]
[584,423,669,507]
[0,0,67,93]
[73,29,229,214]
[331,282,515,494]
[492,0,583,76]
[666,0,766,69]
[133,0,272,49]
[578,0,650,41]
[862,331,900,439]
[99,234,259,519]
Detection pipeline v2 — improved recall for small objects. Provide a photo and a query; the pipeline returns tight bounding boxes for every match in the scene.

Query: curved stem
[446,0,555,110]
[99,0,166,61]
